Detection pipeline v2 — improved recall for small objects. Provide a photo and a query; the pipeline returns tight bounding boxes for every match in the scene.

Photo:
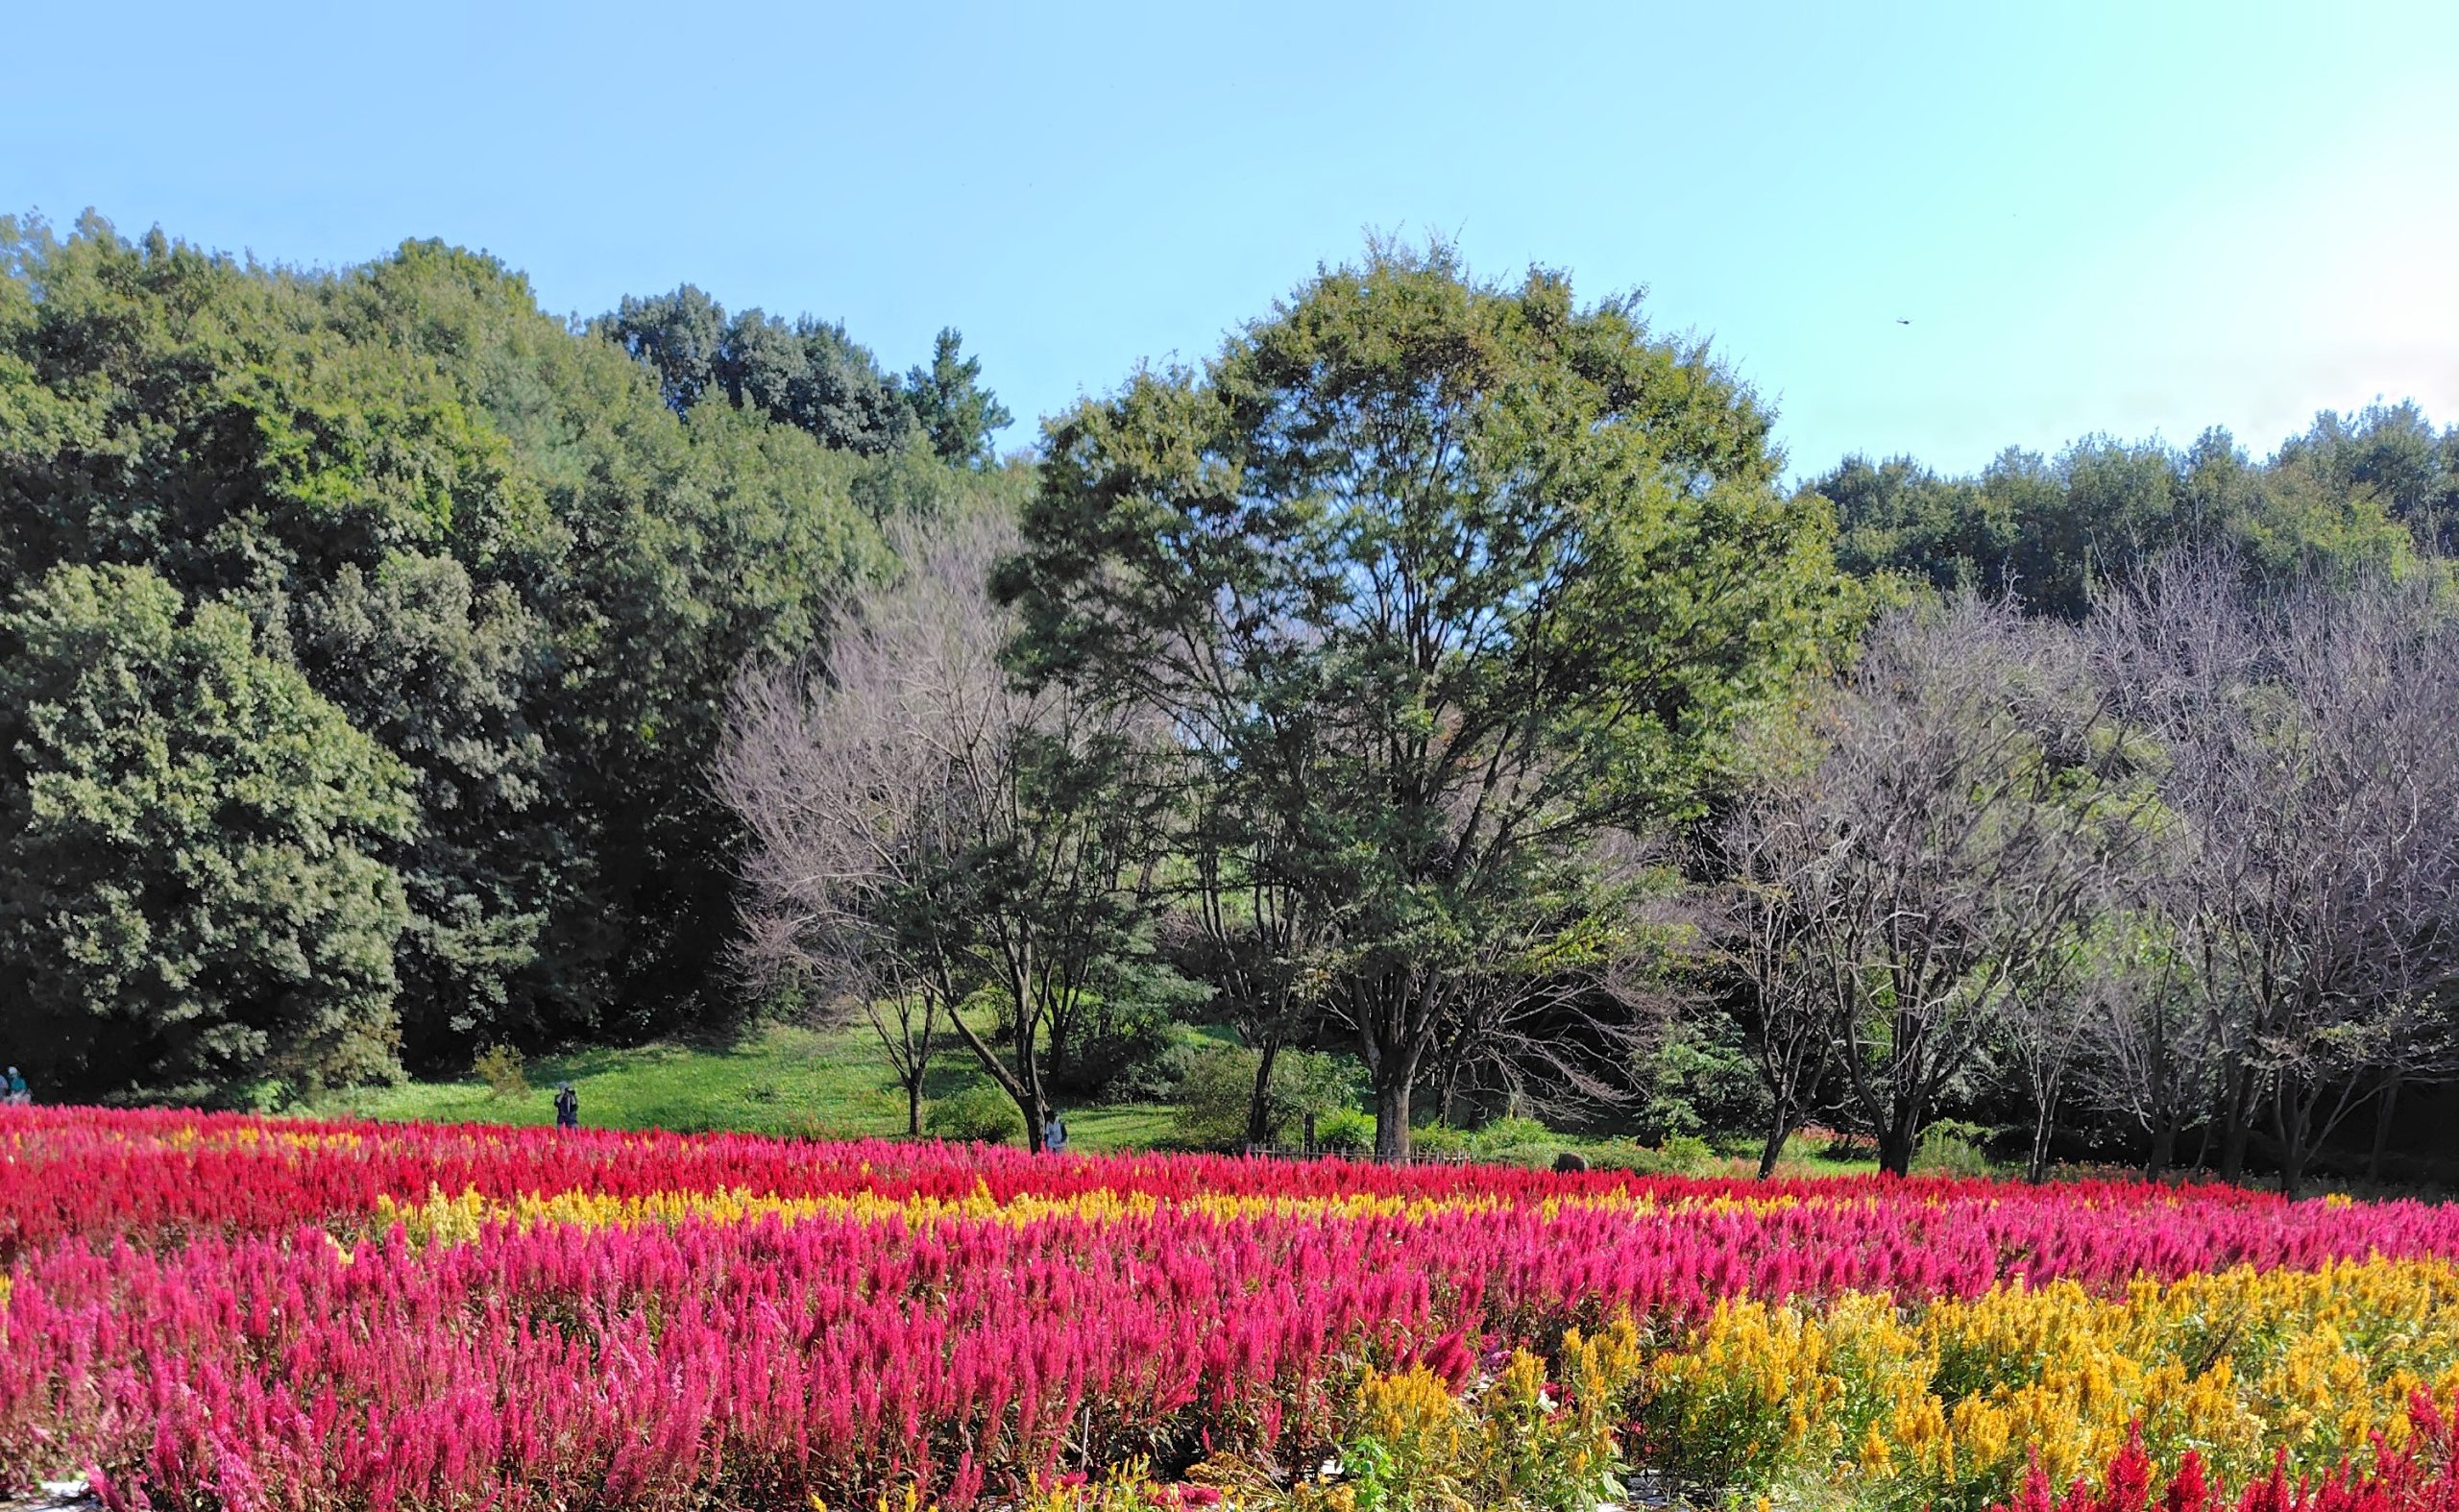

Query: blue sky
[9,0,2454,478]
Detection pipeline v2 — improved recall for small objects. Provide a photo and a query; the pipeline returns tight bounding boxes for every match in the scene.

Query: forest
[6,213,2456,1189]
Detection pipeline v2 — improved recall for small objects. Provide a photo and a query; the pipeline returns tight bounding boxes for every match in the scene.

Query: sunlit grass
[319,1021,1178,1152]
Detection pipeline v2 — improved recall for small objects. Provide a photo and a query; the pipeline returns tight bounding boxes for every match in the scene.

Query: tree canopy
[0,212,1024,1097]
[999,244,1860,1154]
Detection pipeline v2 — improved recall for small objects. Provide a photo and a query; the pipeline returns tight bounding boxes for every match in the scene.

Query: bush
[1466,1116,1556,1158]
[1598,1134,1717,1176]
[925,1085,1026,1145]
[473,1045,528,1100]
[1171,1045,1267,1149]
[1275,1051,1363,1126]
[1911,1119,1993,1177]
[1170,1045,1369,1151]
[1315,1107,1376,1155]
[1048,976,1207,1102]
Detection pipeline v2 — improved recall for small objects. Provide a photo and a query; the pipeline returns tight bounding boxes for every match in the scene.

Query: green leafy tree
[1812,421,2430,618]
[1003,243,1857,1155]
[0,564,414,1099]
[904,328,1013,466]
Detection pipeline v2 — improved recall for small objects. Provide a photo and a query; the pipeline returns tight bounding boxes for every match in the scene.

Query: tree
[1712,763,1854,1179]
[2089,551,2459,1191]
[1722,596,2148,1176]
[598,284,728,413]
[2074,912,2211,1180]
[1156,746,1333,1148]
[1415,834,1674,1130]
[720,511,1166,1149]
[295,553,556,1063]
[0,565,415,1099]
[905,329,1013,467]
[1003,242,1854,1156]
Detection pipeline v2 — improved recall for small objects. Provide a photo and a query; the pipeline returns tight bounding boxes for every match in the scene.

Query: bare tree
[2091,553,2459,1191]
[2072,911,2214,1180]
[1705,782,1857,1177]
[718,511,1160,1150]
[1716,596,2147,1176]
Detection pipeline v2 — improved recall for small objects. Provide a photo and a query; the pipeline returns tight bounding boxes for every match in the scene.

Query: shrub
[1912,1120,1994,1177]
[1315,1107,1376,1155]
[1050,993,1202,1102]
[1172,1046,1267,1150]
[1172,1046,1370,1151]
[1601,1134,1718,1176]
[1274,1051,1364,1127]
[472,1045,528,1100]
[925,1085,1026,1145]
[1466,1116,1557,1158]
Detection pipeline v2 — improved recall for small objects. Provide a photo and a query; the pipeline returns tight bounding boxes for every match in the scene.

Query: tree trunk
[2272,1081,2308,1197]
[906,1074,925,1138]
[1756,1106,1793,1180]
[2368,1076,2401,1183]
[1019,1068,1048,1154]
[1877,1120,1916,1178]
[2217,1064,2253,1184]
[1374,1074,1414,1160]
[942,1003,1043,1152]
[2027,1099,2055,1184]
[2146,1120,2176,1183]
[1244,1038,1281,1150]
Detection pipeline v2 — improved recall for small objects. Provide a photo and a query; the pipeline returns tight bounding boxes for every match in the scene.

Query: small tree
[1712,769,1853,1179]
[720,512,1164,1149]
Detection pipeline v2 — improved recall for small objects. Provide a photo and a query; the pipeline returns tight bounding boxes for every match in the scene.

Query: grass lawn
[318,1020,1179,1153]
[315,1022,1924,1174]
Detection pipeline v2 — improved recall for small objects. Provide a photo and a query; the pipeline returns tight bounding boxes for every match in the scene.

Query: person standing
[553,1082,579,1130]
[3,1066,26,1106]
[1041,1109,1067,1154]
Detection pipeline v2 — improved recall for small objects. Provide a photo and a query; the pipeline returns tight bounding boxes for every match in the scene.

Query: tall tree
[1002,243,1855,1156]
[596,286,917,455]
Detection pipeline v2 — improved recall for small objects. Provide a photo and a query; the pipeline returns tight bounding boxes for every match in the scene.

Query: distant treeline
[1814,405,2457,617]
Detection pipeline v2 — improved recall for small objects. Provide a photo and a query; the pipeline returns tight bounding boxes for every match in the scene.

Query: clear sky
[9,0,2455,478]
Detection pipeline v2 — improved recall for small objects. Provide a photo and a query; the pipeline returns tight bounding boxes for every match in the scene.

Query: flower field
[5,1109,2459,1512]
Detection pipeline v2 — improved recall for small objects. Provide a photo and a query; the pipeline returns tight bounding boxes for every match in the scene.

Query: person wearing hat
[553,1082,579,1130]
[4,1066,27,1106]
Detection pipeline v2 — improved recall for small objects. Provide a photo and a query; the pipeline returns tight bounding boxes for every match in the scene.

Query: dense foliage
[0,214,1021,1096]
[1815,406,2457,618]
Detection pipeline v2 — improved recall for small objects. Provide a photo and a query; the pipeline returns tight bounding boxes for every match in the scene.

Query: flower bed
[4,1107,2456,1511]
